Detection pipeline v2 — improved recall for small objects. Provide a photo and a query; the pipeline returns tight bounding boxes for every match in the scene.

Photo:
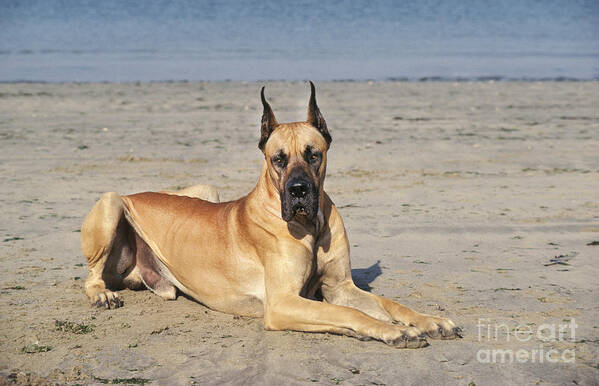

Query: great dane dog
[81,82,460,348]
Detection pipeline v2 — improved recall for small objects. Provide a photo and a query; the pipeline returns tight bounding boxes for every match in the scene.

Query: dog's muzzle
[281,177,318,223]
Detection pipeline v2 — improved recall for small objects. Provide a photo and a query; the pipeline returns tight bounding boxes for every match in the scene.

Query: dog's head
[259,82,332,224]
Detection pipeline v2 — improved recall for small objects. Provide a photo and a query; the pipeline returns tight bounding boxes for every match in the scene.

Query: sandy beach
[0,81,598,385]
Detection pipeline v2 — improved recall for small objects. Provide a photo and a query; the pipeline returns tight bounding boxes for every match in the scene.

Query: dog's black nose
[289,182,308,198]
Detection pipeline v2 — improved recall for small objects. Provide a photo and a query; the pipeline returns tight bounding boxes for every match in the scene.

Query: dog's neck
[249,161,280,213]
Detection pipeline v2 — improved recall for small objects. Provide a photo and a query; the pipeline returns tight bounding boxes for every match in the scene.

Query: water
[1,0,598,82]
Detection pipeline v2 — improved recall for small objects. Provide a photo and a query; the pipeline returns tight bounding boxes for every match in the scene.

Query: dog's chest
[299,253,322,299]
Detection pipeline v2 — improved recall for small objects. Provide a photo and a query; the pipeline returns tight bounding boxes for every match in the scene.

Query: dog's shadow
[351,260,382,292]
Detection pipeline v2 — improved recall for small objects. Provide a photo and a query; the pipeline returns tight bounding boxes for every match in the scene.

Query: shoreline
[2,77,598,84]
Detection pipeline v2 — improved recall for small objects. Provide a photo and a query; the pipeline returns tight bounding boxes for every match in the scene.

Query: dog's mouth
[281,190,318,223]
[293,204,312,219]
[293,204,307,216]
[282,199,317,223]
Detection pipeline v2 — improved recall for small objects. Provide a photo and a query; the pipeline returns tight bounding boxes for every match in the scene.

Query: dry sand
[0,81,598,385]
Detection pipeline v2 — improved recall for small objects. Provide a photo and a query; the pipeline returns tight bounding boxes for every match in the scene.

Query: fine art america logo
[477,318,576,363]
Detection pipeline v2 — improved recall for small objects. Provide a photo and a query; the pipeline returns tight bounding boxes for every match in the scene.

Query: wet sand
[0,81,598,384]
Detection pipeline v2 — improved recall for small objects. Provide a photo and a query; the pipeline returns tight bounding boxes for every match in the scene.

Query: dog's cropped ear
[307,81,332,148]
[259,86,278,151]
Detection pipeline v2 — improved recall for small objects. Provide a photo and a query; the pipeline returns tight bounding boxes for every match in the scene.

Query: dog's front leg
[323,280,461,340]
[264,294,427,348]
[263,252,427,348]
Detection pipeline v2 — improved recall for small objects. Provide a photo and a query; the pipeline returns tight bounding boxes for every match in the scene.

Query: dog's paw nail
[91,292,122,310]
[438,326,462,340]
[109,298,121,308]
[389,332,428,349]
[453,327,463,338]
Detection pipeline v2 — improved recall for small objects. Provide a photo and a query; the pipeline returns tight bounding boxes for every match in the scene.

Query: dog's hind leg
[132,232,177,300]
[81,192,138,309]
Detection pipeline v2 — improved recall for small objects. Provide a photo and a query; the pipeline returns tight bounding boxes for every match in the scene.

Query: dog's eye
[308,152,321,164]
[271,153,287,168]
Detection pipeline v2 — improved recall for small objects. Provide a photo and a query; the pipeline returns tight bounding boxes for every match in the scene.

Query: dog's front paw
[384,326,429,349]
[92,290,123,309]
[412,315,461,340]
